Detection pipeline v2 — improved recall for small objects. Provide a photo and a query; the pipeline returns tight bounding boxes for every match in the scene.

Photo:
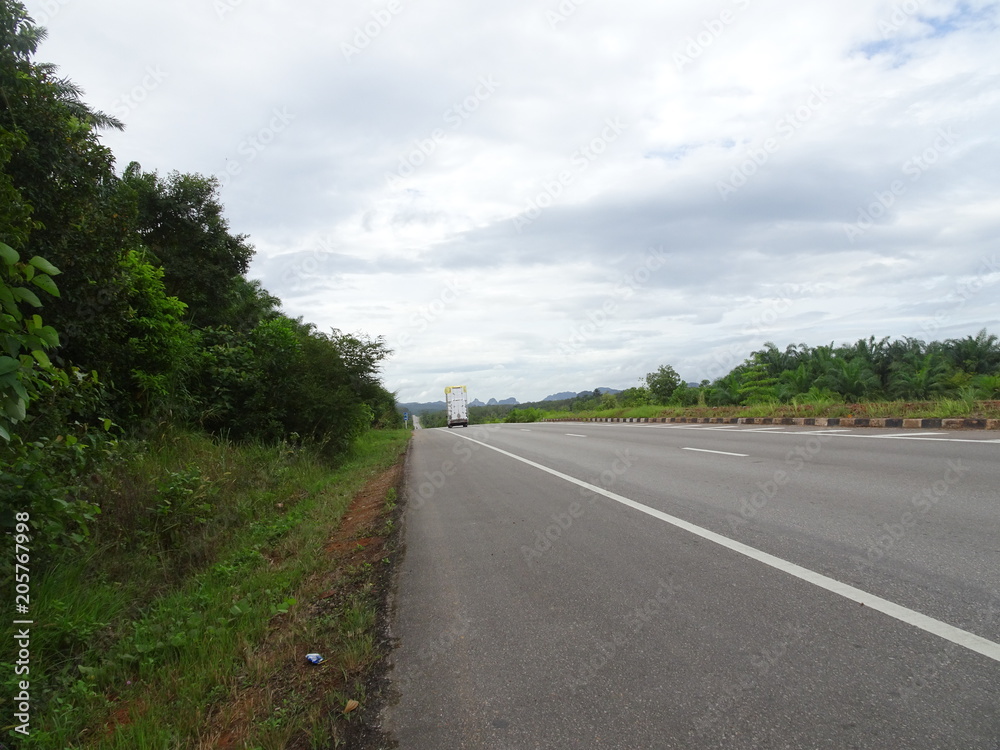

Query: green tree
[818,357,880,402]
[123,164,254,329]
[618,385,650,407]
[0,3,133,380]
[646,365,681,404]
[889,352,952,400]
[736,362,779,404]
[778,363,813,401]
[944,329,999,375]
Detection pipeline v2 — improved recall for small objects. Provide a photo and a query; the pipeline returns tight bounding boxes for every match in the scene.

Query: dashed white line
[449,431,1000,665]
[873,432,948,439]
[682,447,749,457]
[565,434,587,438]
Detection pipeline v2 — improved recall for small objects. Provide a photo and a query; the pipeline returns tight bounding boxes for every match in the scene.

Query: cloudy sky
[28,0,1000,403]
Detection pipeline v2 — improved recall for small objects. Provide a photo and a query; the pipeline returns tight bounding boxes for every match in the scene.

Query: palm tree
[778,363,813,401]
[944,329,1000,375]
[889,352,952,400]
[819,357,880,402]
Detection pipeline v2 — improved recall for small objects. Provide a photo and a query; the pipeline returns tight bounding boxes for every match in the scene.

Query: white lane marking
[706,425,741,429]
[449,432,1000,665]
[565,434,587,438]
[873,432,948,439]
[742,427,786,432]
[644,425,998,444]
[682,447,749,457]
[521,429,532,432]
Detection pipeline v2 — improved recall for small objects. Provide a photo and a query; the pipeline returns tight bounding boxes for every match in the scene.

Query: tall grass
[1,427,410,749]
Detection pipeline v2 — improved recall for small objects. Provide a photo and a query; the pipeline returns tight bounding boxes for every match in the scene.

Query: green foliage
[618,385,651,407]
[701,332,999,407]
[0,426,110,554]
[0,241,63,439]
[889,352,951,400]
[736,362,779,404]
[669,381,700,407]
[148,467,216,548]
[818,357,880,402]
[646,364,681,404]
[122,164,254,329]
[504,407,544,423]
[118,249,197,420]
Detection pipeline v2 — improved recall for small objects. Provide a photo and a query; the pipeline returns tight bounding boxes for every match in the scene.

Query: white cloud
[27,0,1000,402]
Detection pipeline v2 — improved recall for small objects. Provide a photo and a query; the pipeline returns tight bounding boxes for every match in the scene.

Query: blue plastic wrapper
[305,653,324,665]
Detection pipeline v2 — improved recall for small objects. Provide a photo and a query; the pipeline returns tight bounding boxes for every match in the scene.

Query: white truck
[445,385,469,428]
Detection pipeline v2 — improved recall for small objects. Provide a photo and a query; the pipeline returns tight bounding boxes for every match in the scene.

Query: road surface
[385,422,1000,748]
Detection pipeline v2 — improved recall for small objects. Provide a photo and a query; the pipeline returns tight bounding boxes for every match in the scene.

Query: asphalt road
[384,422,1000,749]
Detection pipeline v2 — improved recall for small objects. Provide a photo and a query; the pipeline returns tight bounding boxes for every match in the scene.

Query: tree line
[619,332,1000,409]
[418,332,1000,426]
[1,2,399,547]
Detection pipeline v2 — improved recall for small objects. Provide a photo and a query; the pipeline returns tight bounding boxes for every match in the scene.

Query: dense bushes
[0,2,399,559]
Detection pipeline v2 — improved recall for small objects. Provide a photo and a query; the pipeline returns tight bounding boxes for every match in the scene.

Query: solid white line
[742,427,786,432]
[449,432,1000,665]
[682,447,749,457]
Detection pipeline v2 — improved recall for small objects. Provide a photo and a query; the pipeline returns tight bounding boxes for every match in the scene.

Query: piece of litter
[344,699,360,714]
[305,653,324,665]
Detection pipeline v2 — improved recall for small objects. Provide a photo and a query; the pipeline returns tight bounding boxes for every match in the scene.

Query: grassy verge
[2,428,410,749]
[539,399,1000,422]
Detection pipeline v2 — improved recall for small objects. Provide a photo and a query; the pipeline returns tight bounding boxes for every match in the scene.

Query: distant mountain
[400,396,519,413]
[403,390,625,413]
[398,400,446,414]
[542,387,621,401]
